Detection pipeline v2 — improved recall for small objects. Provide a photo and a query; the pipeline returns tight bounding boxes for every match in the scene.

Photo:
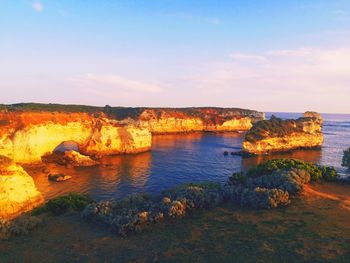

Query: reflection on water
[241,149,323,172]
[28,113,350,201]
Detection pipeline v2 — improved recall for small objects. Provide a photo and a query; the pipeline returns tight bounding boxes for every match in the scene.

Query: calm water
[28,112,350,201]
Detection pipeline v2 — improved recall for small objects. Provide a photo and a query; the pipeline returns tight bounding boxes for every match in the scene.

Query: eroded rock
[0,157,44,220]
[48,173,72,182]
[243,112,323,155]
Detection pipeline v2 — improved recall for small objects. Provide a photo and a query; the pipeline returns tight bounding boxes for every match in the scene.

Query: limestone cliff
[0,105,264,163]
[0,111,152,164]
[131,108,264,134]
[243,112,323,155]
[0,157,44,220]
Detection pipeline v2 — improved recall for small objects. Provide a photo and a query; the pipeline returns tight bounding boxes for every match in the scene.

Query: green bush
[342,148,350,169]
[33,193,93,216]
[245,116,305,142]
[246,159,338,181]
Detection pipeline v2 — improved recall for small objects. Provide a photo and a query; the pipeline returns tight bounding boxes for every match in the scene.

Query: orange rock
[243,112,324,154]
[0,160,44,220]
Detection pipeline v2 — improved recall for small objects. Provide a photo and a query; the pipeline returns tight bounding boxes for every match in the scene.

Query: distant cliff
[131,108,264,133]
[0,104,264,134]
[242,112,323,154]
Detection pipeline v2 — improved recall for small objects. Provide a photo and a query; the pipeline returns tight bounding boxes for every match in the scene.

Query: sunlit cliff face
[0,160,44,220]
[136,109,262,134]
[243,112,324,155]
[0,112,152,164]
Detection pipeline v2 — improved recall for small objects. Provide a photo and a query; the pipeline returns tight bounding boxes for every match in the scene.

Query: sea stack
[242,112,324,155]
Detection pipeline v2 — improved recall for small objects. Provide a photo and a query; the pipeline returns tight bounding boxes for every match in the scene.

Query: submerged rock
[48,173,72,182]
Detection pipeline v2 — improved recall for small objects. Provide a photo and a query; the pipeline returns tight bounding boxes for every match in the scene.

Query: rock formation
[0,105,264,163]
[42,150,98,167]
[0,156,44,220]
[133,108,264,134]
[0,111,152,164]
[242,112,323,155]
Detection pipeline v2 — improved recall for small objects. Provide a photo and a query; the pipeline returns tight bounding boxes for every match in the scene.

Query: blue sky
[1,0,350,113]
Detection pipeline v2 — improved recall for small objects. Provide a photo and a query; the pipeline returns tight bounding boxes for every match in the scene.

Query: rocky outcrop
[131,108,264,134]
[0,157,44,220]
[0,111,152,164]
[42,151,98,167]
[242,112,323,155]
[48,173,72,182]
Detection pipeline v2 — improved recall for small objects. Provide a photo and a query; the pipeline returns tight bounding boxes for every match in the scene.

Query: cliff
[0,157,44,220]
[242,112,323,155]
[134,108,263,133]
[1,104,264,134]
[0,111,152,164]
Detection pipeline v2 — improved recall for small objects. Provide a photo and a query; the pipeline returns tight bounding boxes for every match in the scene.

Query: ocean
[28,112,350,201]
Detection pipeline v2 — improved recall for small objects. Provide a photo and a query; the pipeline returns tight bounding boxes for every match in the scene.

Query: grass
[1,189,349,262]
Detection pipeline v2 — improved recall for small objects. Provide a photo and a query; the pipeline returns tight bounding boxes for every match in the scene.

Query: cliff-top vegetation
[245,115,319,142]
[0,103,262,121]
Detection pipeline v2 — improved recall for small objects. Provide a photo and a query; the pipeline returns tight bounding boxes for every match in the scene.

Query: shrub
[83,183,224,236]
[33,193,92,216]
[245,117,305,142]
[342,148,350,169]
[246,159,338,181]
[0,215,42,240]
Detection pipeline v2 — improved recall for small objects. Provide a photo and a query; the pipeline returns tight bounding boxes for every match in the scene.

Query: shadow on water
[241,148,323,172]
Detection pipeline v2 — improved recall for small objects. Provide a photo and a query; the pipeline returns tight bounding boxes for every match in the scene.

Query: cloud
[229,53,266,62]
[85,74,163,93]
[32,2,44,12]
[185,47,350,112]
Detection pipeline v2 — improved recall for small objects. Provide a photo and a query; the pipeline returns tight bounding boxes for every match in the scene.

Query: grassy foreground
[0,183,349,263]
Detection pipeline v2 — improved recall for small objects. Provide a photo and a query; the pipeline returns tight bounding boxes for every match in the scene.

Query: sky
[1,0,350,113]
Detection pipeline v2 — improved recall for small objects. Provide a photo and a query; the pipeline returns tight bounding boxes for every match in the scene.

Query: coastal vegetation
[342,148,350,169]
[245,116,305,142]
[83,159,338,236]
[243,113,324,154]
[0,159,340,240]
[33,193,93,216]
[0,103,262,121]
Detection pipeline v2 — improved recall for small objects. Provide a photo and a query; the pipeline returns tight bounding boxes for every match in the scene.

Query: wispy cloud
[32,2,44,12]
[184,47,350,112]
[85,74,163,93]
[229,53,266,62]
